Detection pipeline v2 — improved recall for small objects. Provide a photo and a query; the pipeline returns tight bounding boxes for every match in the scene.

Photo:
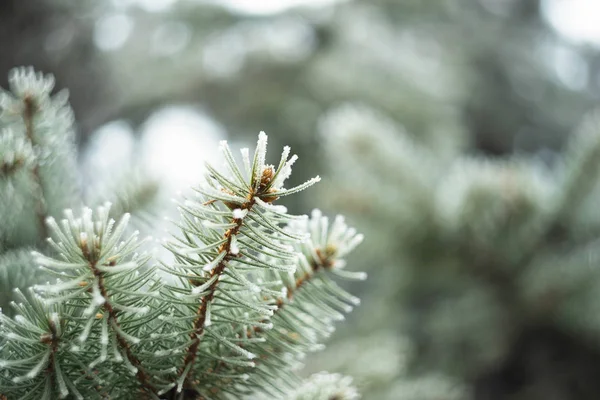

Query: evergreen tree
[0,68,365,399]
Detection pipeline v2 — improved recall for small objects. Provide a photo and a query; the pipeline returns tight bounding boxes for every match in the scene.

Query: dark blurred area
[3,0,600,398]
[0,0,109,136]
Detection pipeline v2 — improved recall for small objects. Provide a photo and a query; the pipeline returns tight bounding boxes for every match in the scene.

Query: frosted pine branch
[0,67,364,400]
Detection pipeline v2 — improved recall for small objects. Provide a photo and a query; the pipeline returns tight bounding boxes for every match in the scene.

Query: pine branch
[162,132,322,398]
[41,316,59,393]
[255,219,360,333]
[81,231,157,396]
[0,67,81,245]
[1,290,78,399]
[28,205,163,399]
[180,196,256,388]
[244,210,365,395]
[1,126,363,399]
[21,94,49,240]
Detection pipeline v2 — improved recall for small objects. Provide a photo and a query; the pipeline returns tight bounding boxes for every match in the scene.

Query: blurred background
[2,0,600,398]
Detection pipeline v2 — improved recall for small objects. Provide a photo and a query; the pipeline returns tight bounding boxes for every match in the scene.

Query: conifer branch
[163,132,325,398]
[255,245,332,334]
[82,240,157,396]
[1,67,80,246]
[0,93,363,399]
[22,205,163,399]
[41,316,59,390]
[286,247,332,300]
[180,196,256,390]
[242,210,365,396]
[21,94,49,240]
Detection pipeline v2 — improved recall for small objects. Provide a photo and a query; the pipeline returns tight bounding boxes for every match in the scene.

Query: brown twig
[22,95,49,240]
[179,197,256,393]
[254,248,333,335]
[176,168,297,396]
[40,317,60,390]
[80,240,157,397]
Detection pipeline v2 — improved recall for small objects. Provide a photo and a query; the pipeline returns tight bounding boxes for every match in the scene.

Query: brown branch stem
[94,267,156,395]
[22,95,49,240]
[254,249,331,335]
[41,317,59,385]
[81,241,157,397]
[179,198,256,392]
